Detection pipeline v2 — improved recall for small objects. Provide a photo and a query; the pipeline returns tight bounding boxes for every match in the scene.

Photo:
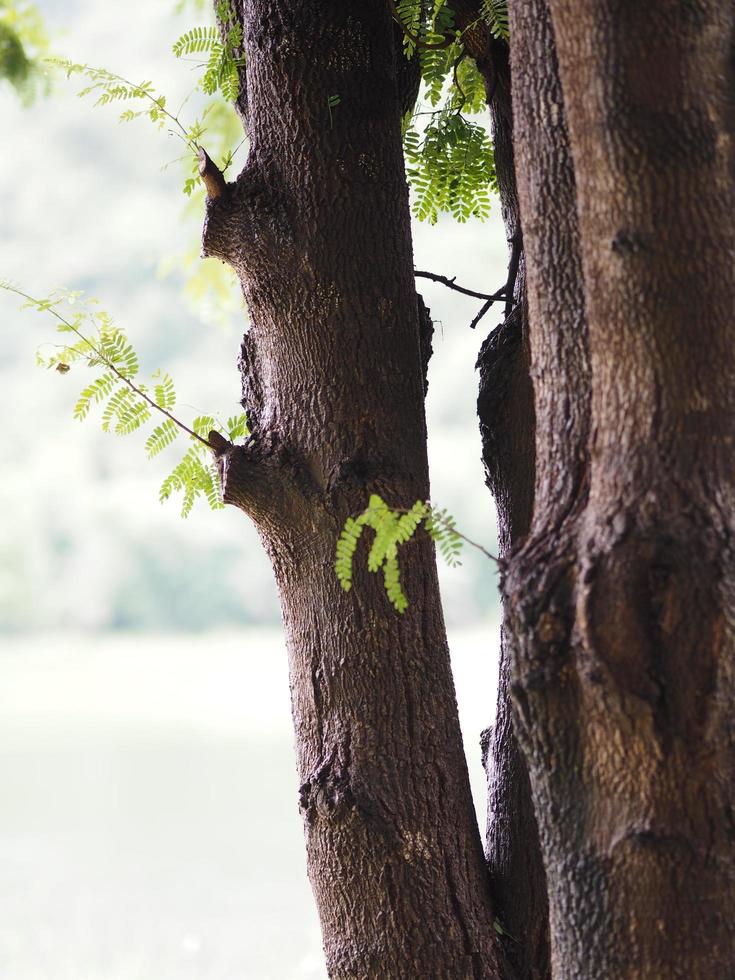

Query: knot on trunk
[201,163,295,278]
[299,746,357,824]
[577,518,720,739]
[212,431,312,540]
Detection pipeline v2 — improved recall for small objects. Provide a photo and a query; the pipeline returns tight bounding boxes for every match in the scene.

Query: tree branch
[210,430,313,542]
[414,271,507,329]
[415,270,506,302]
[4,283,213,449]
[469,296,496,330]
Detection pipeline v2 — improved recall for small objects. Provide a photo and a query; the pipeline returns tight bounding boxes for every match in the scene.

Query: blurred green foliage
[0,0,50,102]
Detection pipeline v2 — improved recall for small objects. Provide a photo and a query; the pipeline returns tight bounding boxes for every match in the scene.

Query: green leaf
[153,371,176,410]
[159,442,222,517]
[73,372,115,420]
[101,385,135,432]
[192,414,216,439]
[425,507,463,567]
[145,419,180,458]
[335,494,469,612]
[335,517,365,592]
[226,413,248,441]
[481,0,510,41]
[114,398,152,435]
[172,25,219,57]
[383,555,408,613]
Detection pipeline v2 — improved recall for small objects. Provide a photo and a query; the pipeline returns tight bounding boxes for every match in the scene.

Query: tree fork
[202,2,506,975]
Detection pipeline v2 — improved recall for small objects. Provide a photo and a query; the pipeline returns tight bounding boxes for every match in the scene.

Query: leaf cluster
[405,108,495,222]
[172,0,243,103]
[397,0,508,223]
[335,494,463,613]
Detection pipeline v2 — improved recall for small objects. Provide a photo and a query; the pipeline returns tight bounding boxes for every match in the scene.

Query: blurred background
[0,1,507,976]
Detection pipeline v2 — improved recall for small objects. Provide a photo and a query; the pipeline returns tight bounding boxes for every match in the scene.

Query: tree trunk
[507,1,735,976]
[451,9,551,976]
[201,2,504,976]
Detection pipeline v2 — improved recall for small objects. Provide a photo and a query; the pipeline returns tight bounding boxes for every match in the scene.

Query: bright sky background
[0,2,510,976]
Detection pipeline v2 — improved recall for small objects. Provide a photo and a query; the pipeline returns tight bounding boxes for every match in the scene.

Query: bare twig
[415,270,505,303]
[415,271,506,329]
[469,296,496,330]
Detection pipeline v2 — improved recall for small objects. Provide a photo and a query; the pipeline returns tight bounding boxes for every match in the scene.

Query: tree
[503,2,735,976]
[7,0,735,977]
[198,4,504,974]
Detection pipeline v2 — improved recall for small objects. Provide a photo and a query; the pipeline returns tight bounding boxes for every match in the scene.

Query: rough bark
[449,9,551,977]
[507,1,735,977]
[203,2,504,976]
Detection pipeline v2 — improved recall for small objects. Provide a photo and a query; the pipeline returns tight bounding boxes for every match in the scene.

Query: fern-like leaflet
[2,282,248,518]
[145,419,179,459]
[480,0,510,40]
[336,494,495,613]
[172,25,219,57]
[172,0,243,103]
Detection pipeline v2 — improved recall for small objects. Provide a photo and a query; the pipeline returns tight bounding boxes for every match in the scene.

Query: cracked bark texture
[204,2,504,976]
[507,1,735,977]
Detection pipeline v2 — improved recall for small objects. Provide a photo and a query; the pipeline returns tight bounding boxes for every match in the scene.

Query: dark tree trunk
[450,9,551,977]
[507,1,735,977]
[201,2,504,976]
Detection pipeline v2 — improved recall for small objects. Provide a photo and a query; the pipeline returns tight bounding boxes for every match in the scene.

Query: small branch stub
[198,148,227,200]
[208,429,231,456]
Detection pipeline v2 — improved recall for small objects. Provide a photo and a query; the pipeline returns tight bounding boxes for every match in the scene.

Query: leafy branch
[47,57,200,150]
[48,2,245,198]
[392,0,512,223]
[336,494,498,613]
[2,282,248,517]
